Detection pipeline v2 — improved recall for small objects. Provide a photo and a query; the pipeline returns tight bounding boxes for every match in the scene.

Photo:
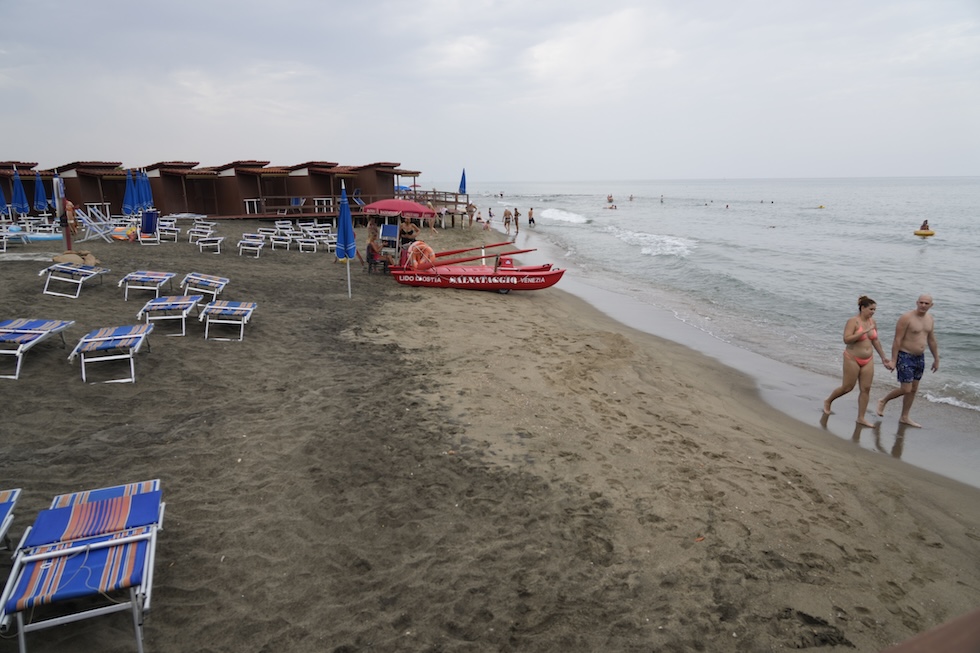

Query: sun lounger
[0,319,76,380]
[0,481,164,653]
[118,270,176,300]
[269,233,291,250]
[186,224,213,243]
[73,206,115,243]
[200,300,257,341]
[68,324,154,383]
[136,295,203,336]
[0,488,21,550]
[238,233,265,257]
[197,236,224,254]
[38,262,110,299]
[296,237,318,252]
[180,272,229,304]
[138,211,160,245]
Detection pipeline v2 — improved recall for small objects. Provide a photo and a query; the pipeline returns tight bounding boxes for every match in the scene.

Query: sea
[456,177,980,489]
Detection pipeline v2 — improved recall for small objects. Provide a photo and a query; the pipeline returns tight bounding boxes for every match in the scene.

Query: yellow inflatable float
[914,229,935,237]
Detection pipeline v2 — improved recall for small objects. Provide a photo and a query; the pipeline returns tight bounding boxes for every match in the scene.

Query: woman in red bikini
[823,295,894,426]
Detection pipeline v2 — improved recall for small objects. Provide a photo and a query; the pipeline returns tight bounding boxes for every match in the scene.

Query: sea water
[459,177,980,486]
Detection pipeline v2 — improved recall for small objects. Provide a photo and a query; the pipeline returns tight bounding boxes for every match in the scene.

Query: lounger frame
[0,488,21,550]
[0,480,164,653]
[180,272,229,305]
[68,324,154,383]
[136,295,203,336]
[0,319,76,380]
[118,271,176,301]
[38,263,110,299]
[200,301,257,341]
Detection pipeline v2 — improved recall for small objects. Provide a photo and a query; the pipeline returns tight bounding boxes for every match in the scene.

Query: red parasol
[361,198,436,218]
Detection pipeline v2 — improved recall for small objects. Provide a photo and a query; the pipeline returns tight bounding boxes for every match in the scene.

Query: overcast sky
[2,0,978,183]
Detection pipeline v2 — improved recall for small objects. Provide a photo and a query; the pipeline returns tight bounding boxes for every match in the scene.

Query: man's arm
[928,325,939,372]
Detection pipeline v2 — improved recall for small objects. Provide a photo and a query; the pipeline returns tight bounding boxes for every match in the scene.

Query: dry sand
[1,221,979,652]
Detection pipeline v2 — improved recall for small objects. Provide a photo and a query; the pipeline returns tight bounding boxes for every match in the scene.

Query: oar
[433,241,513,258]
[437,248,537,267]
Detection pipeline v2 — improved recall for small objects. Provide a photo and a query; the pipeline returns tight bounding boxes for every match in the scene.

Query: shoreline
[508,228,980,491]
[2,222,979,651]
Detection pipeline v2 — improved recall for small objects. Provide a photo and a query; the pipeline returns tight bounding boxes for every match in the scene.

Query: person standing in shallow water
[877,295,939,428]
[824,296,893,426]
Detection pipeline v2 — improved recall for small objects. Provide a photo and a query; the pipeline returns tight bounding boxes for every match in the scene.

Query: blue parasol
[458,168,466,195]
[0,178,8,216]
[140,170,154,210]
[122,169,137,215]
[335,181,357,298]
[33,172,48,213]
[11,168,30,217]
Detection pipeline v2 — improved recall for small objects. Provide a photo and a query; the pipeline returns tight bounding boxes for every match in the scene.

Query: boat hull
[390,265,564,292]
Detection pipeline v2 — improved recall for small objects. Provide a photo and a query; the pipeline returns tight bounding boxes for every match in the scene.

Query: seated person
[366,232,394,270]
[919,220,930,230]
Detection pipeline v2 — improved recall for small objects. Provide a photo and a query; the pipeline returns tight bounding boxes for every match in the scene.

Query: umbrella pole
[346,259,352,299]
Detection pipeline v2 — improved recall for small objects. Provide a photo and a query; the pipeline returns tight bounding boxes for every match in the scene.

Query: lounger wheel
[498,289,511,295]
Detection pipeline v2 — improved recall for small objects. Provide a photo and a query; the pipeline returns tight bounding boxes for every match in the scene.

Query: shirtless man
[877,295,939,427]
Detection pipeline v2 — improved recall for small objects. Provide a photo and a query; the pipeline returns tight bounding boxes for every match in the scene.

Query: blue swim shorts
[896,351,925,384]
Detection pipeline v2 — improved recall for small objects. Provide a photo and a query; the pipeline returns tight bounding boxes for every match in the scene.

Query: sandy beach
[2,220,979,652]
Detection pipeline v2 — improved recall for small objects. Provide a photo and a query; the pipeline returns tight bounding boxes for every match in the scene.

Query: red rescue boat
[390,242,564,293]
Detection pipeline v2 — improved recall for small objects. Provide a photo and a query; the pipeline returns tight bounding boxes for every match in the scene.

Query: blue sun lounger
[0,488,21,550]
[38,262,110,299]
[68,324,154,383]
[118,271,176,300]
[180,272,229,304]
[200,301,257,341]
[136,295,203,337]
[0,481,164,653]
[0,319,76,380]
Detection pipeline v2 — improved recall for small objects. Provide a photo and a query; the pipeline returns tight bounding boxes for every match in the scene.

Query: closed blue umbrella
[0,179,8,217]
[142,171,154,209]
[136,170,148,211]
[335,181,357,298]
[458,168,466,195]
[33,172,48,213]
[11,169,30,217]
[122,169,137,215]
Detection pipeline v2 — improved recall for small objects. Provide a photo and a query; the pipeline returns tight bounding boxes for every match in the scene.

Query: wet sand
[1,220,979,652]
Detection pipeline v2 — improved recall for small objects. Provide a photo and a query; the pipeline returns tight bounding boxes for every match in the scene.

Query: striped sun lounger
[136,295,204,337]
[118,270,176,301]
[200,301,258,341]
[0,319,76,380]
[0,488,21,550]
[38,262,110,299]
[0,482,164,653]
[68,324,154,383]
[180,272,229,304]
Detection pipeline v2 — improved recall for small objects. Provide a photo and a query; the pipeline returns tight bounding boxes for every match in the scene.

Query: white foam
[612,228,695,257]
[540,208,588,224]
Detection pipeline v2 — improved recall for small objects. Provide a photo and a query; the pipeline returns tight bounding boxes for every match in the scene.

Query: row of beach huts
[0,159,465,221]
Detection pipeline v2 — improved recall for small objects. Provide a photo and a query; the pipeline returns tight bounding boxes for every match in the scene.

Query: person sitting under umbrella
[366,231,394,271]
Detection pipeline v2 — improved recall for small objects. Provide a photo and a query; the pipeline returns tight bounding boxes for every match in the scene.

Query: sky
[1,0,979,183]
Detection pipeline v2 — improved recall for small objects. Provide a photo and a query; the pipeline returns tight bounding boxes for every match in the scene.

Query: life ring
[405,241,435,270]
[914,230,935,237]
